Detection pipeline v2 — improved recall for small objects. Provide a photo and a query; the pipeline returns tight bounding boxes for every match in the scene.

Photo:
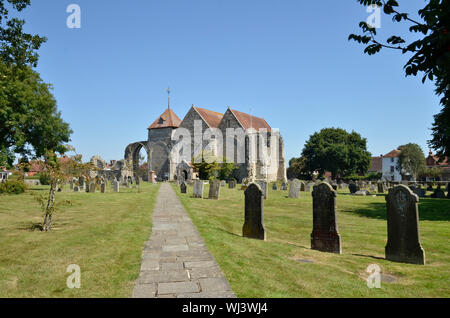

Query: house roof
[427,151,449,167]
[193,107,224,128]
[383,149,401,158]
[370,156,382,172]
[148,108,182,130]
[230,109,271,132]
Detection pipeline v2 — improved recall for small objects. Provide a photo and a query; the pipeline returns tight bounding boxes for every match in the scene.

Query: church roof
[148,108,182,130]
[230,109,271,132]
[193,107,224,128]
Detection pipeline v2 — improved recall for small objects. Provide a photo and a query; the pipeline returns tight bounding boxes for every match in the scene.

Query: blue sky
[17,0,440,162]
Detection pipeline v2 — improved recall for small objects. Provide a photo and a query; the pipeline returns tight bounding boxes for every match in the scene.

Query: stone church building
[124,105,286,183]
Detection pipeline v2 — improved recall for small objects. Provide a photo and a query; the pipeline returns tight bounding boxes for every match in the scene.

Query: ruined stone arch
[124,141,150,179]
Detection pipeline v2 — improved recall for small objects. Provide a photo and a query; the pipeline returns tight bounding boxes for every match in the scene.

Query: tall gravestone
[101,183,106,193]
[79,176,85,189]
[349,182,359,194]
[311,182,341,254]
[89,182,96,193]
[113,180,120,193]
[243,183,266,240]
[281,181,287,191]
[288,179,300,198]
[208,180,220,200]
[385,185,425,265]
[180,182,187,194]
[228,179,236,189]
[272,183,277,191]
[377,181,385,194]
[300,181,306,192]
[193,180,204,198]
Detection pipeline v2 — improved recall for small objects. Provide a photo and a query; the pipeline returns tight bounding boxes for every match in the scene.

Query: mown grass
[174,182,450,298]
[0,182,160,298]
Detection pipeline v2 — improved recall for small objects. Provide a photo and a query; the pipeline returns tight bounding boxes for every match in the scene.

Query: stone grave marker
[288,179,301,198]
[208,180,220,200]
[113,180,120,193]
[193,180,204,198]
[180,182,187,194]
[89,182,96,193]
[281,181,288,191]
[242,183,266,240]
[385,185,425,265]
[272,183,277,191]
[257,180,268,199]
[311,182,341,254]
[228,179,236,189]
[101,183,106,193]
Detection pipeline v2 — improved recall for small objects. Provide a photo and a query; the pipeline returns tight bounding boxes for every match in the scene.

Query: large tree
[349,0,450,159]
[396,143,426,180]
[0,0,71,166]
[301,128,372,179]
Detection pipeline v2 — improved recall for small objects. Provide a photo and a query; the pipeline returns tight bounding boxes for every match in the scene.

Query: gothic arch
[124,141,150,178]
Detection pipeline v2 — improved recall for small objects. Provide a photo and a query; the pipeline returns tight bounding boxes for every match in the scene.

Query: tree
[192,151,235,180]
[287,156,307,180]
[349,0,450,159]
[34,147,93,231]
[396,143,426,180]
[0,1,72,166]
[301,128,372,179]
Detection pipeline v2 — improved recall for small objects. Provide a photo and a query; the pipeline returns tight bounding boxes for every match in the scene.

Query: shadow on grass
[352,253,385,261]
[18,222,43,231]
[344,198,450,221]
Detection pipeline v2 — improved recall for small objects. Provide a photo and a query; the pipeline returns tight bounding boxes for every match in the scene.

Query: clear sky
[17,0,441,162]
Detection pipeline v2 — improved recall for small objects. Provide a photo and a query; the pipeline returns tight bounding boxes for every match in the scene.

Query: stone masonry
[133,183,235,298]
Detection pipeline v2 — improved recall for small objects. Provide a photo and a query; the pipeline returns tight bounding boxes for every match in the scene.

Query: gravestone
[300,181,306,192]
[242,183,266,240]
[193,180,204,198]
[220,180,226,187]
[354,190,370,196]
[113,180,120,193]
[69,181,74,190]
[288,179,301,198]
[311,183,341,254]
[79,176,85,189]
[73,186,79,192]
[281,181,287,191]
[385,185,425,265]
[85,184,89,192]
[426,183,433,191]
[431,188,445,198]
[180,182,187,194]
[272,183,277,191]
[208,180,220,200]
[228,179,236,189]
[349,183,359,194]
[89,182,96,193]
[101,183,106,193]
[257,180,268,199]
[411,186,425,198]
[377,182,385,194]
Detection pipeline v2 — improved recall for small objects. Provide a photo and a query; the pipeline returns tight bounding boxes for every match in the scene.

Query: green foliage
[396,143,426,179]
[287,156,309,180]
[192,151,236,180]
[0,179,26,194]
[39,172,50,185]
[349,0,450,158]
[301,128,372,179]
[344,172,382,181]
[418,166,442,180]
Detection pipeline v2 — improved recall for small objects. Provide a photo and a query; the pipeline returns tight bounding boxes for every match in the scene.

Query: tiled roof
[148,108,182,130]
[230,109,271,132]
[370,156,382,171]
[193,107,224,128]
[383,149,401,158]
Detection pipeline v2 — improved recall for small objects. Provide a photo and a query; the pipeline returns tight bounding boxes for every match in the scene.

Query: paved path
[132,183,236,298]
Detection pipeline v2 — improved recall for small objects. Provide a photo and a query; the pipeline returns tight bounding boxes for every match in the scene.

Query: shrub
[0,180,27,194]
[39,172,51,185]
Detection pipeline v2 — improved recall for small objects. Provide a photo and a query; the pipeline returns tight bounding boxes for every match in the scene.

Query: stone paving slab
[133,183,236,298]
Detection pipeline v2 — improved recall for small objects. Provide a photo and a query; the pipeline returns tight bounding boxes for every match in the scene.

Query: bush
[0,180,27,194]
[39,172,51,185]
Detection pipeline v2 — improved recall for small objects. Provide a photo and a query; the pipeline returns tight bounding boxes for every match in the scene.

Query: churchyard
[174,181,450,298]
[0,183,160,297]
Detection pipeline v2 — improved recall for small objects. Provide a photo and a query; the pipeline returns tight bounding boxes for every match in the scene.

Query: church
[124,105,286,183]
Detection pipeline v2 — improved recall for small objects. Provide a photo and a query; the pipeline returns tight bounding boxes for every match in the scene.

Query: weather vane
[166,87,171,108]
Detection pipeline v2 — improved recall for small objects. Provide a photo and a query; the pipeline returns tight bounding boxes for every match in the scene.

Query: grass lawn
[173,182,450,298]
[0,182,160,298]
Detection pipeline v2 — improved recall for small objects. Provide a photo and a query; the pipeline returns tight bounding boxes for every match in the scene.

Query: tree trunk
[42,182,56,232]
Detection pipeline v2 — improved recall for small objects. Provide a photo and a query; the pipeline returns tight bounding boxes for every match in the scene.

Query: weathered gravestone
[385,185,425,265]
[180,182,187,194]
[193,180,204,198]
[73,186,79,192]
[113,180,120,193]
[220,180,226,187]
[272,183,277,190]
[410,185,425,198]
[101,183,106,193]
[89,182,96,193]
[288,179,301,198]
[242,183,266,240]
[79,176,85,189]
[310,182,341,254]
[349,182,359,194]
[257,180,268,199]
[377,181,385,194]
[281,181,288,191]
[300,181,306,192]
[228,179,236,189]
[69,180,74,190]
[431,188,445,198]
[208,180,220,200]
